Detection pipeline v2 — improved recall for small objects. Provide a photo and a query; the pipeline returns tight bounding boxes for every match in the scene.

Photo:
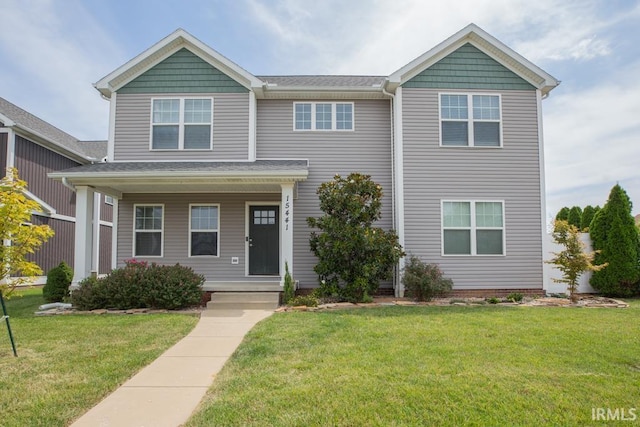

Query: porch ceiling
[48,160,309,197]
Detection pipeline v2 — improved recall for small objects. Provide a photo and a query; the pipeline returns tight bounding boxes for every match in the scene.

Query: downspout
[61,177,76,192]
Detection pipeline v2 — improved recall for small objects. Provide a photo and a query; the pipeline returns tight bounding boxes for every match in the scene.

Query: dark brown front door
[249,206,279,275]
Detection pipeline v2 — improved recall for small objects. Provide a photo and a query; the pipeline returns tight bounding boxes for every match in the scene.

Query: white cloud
[0,0,124,139]
[544,61,640,215]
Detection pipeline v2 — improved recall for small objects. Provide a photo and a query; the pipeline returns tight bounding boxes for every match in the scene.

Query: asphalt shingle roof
[257,75,385,88]
[0,96,105,160]
[56,160,308,175]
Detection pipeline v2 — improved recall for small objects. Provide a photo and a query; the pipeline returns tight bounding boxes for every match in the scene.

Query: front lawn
[188,301,640,426]
[0,288,198,427]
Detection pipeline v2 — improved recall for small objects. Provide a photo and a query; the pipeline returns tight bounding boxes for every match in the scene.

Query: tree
[555,207,570,222]
[546,220,606,303]
[580,205,597,231]
[567,206,582,229]
[0,168,54,297]
[589,184,639,297]
[307,173,405,302]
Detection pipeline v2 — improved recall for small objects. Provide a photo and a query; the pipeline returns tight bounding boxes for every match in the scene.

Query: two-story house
[0,97,113,282]
[50,24,558,297]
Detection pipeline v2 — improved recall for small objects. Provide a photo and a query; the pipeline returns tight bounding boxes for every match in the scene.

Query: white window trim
[149,97,214,151]
[293,102,355,131]
[441,200,506,256]
[133,204,164,258]
[438,93,503,148]
[188,203,221,258]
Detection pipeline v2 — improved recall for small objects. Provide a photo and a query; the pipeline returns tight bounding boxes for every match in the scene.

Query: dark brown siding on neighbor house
[29,216,74,275]
[0,132,6,178]
[15,135,78,217]
[99,224,112,274]
[101,194,113,222]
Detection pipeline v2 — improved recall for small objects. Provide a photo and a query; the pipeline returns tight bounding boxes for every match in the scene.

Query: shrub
[567,206,582,229]
[283,262,295,305]
[580,205,597,231]
[43,261,74,303]
[402,255,453,301]
[589,184,639,297]
[555,207,570,222]
[70,261,204,310]
[486,297,500,304]
[70,276,106,310]
[307,173,405,302]
[288,294,319,307]
[506,292,524,303]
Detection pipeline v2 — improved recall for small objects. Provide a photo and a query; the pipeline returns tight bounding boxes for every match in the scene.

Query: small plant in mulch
[486,297,501,304]
[506,292,524,303]
[288,295,319,307]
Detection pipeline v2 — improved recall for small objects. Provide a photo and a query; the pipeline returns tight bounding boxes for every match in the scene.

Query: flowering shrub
[402,256,453,301]
[71,261,204,310]
[308,173,405,302]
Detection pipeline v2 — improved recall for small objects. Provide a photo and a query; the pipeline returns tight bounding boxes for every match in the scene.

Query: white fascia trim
[388,23,559,94]
[6,127,15,167]
[94,28,263,97]
[23,189,56,214]
[48,169,310,180]
[107,92,116,162]
[536,89,549,236]
[0,113,16,127]
[393,87,406,297]
[32,211,76,223]
[103,158,310,164]
[248,91,257,161]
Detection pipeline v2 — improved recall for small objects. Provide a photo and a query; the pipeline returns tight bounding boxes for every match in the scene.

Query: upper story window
[151,98,213,150]
[440,94,501,147]
[442,200,504,256]
[294,102,354,131]
[134,205,163,257]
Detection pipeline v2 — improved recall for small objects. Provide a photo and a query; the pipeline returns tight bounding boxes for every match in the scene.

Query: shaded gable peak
[94,28,263,98]
[388,23,559,96]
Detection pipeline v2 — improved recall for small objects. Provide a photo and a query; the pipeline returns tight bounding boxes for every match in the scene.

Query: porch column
[73,186,94,285]
[280,183,294,285]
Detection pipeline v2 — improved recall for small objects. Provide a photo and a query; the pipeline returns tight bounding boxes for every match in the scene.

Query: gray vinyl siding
[113,93,249,161]
[117,193,279,281]
[404,43,535,91]
[15,136,78,217]
[0,133,6,178]
[99,224,112,274]
[402,88,543,290]
[28,216,74,275]
[119,48,248,94]
[256,99,393,288]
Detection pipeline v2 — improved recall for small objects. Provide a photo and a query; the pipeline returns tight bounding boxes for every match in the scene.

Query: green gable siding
[403,43,535,91]
[119,48,249,94]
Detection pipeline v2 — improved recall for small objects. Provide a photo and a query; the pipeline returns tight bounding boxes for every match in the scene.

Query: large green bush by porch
[307,173,405,302]
[71,260,204,310]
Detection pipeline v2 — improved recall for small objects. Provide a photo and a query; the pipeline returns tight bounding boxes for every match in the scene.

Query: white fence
[543,233,597,294]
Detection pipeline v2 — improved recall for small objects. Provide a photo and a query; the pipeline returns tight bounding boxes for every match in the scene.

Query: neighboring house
[0,97,113,282]
[50,24,559,296]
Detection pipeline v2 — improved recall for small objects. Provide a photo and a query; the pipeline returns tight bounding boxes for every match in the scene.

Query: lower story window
[442,201,504,255]
[190,205,219,256]
[134,205,163,257]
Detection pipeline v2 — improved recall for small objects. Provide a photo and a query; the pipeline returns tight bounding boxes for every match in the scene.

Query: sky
[1,0,639,223]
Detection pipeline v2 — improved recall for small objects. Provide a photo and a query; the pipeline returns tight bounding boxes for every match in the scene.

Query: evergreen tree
[567,206,582,229]
[555,207,570,222]
[589,184,639,296]
[580,205,597,231]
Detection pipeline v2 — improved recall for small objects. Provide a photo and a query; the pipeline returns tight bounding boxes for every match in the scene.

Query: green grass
[188,301,640,427]
[0,288,198,427]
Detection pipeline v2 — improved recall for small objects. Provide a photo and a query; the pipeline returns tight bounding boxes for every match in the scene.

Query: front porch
[49,160,309,288]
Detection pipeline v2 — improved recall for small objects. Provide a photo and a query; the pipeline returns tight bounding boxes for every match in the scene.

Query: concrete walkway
[71,309,274,427]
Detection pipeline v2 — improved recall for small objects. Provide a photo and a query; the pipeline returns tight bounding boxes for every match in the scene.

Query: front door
[249,206,279,275]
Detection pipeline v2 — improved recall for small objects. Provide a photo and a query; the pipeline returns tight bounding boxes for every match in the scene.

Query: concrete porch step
[206,292,280,310]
